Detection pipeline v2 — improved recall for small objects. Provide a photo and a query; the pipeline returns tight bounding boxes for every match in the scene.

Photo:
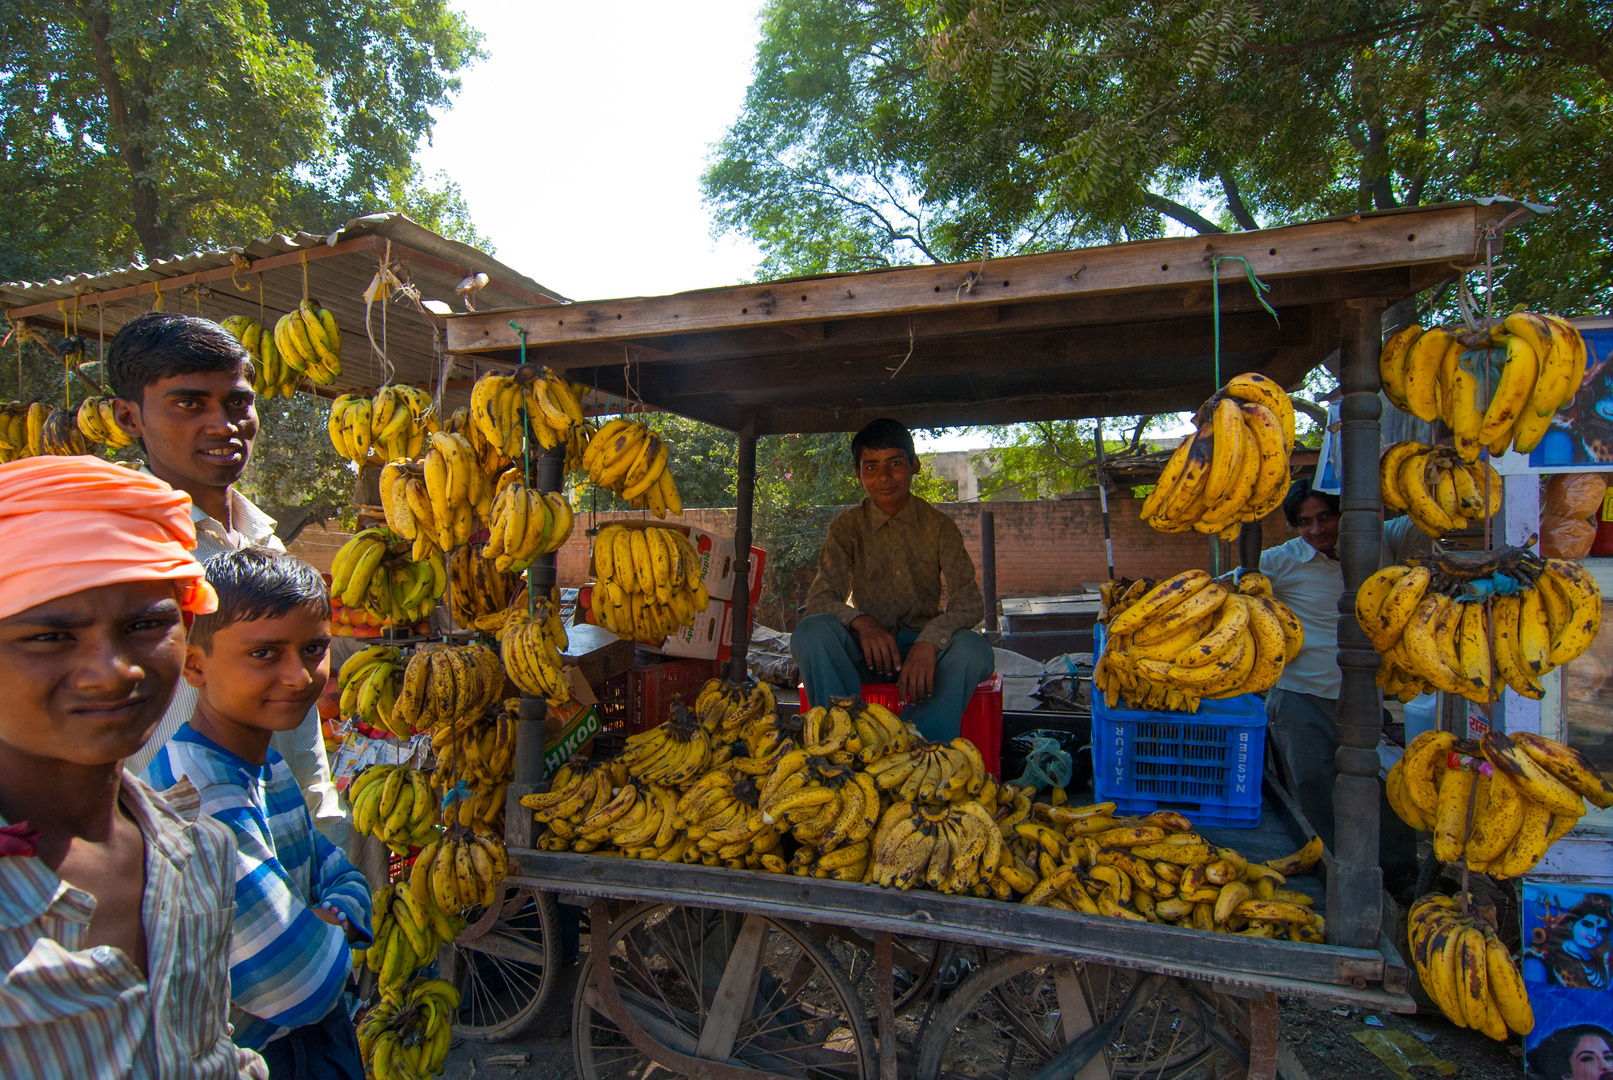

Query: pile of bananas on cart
[1407,893,1534,1041]
[522,680,1326,938]
[329,385,438,466]
[329,527,447,630]
[1093,570,1304,711]
[1380,312,1588,458]
[1380,441,1503,537]
[583,522,711,641]
[1388,729,1613,878]
[1356,543,1601,703]
[1140,373,1296,538]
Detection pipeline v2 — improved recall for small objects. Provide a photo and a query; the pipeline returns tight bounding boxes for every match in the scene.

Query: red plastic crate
[628,658,723,734]
[798,674,1003,778]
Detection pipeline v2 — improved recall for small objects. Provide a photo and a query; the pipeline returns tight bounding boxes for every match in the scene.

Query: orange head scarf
[0,457,218,621]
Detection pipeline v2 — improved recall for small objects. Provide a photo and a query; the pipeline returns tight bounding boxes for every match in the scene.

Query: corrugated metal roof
[1,214,570,397]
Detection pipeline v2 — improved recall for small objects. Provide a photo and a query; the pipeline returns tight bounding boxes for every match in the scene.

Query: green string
[510,319,537,622]
[1211,255,1280,390]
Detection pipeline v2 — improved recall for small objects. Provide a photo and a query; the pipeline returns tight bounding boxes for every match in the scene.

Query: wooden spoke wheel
[573,903,878,1080]
[914,954,1228,1080]
[815,926,947,1019]
[444,885,561,1042]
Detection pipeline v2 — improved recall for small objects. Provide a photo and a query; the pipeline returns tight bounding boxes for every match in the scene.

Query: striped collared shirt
[144,728,373,1049]
[0,773,267,1079]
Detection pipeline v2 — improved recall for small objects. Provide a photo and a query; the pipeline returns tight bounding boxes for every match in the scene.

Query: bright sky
[414,1,1190,454]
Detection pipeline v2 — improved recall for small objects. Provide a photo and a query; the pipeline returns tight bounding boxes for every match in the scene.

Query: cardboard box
[660,599,757,661]
[686,527,766,602]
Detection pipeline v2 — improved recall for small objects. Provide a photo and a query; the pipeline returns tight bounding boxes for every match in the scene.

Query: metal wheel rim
[449,885,559,1042]
[573,902,878,1080]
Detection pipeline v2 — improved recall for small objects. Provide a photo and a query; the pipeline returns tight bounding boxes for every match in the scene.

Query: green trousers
[792,614,995,741]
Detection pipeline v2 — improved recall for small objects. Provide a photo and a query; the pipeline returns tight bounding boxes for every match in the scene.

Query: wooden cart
[441,201,1531,1075]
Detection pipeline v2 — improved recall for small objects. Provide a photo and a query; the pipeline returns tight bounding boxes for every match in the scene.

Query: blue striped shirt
[144,727,373,1050]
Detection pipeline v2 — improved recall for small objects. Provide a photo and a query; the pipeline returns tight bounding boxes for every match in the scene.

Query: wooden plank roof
[445,200,1529,434]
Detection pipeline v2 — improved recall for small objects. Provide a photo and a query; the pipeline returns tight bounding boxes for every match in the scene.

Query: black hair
[188,547,330,653]
[850,418,917,469]
[1527,1024,1613,1080]
[1281,477,1340,527]
[106,312,250,405]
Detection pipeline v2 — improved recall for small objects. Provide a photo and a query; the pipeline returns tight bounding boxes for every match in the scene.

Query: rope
[300,250,309,302]
[1209,255,1279,391]
[512,320,537,622]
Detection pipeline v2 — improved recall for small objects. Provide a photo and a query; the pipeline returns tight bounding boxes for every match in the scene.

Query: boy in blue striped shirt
[145,548,372,1078]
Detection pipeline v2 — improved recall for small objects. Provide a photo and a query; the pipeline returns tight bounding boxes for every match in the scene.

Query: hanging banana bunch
[1380,313,1588,459]
[584,523,708,643]
[273,300,342,386]
[485,467,574,573]
[447,544,521,628]
[1356,545,1601,704]
[421,431,493,551]
[583,417,684,517]
[0,401,45,462]
[444,406,508,477]
[328,385,437,467]
[40,407,88,455]
[337,645,411,741]
[329,526,447,628]
[1380,442,1502,537]
[1141,373,1295,539]
[1406,893,1533,1040]
[75,396,134,449]
[221,315,298,399]
[497,605,571,706]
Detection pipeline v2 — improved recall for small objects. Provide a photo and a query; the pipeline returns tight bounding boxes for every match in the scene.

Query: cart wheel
[573,902,877,1080]
[816,926,947,1018]
[913,954,1223,1080]
[446,885,560,1042]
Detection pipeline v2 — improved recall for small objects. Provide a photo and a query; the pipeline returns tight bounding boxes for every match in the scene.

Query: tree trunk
[81,1,172,260]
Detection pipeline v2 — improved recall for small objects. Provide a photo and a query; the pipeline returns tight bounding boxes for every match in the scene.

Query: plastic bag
[1542,514,1598,559]
[1543,472,1607,519]
[1010,735,1074,792]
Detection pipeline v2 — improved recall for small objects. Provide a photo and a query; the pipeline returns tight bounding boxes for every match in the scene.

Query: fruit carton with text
[659,600,752,661]
[686,527,766,602]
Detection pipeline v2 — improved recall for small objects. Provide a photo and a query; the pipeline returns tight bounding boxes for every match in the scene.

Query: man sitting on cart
[793,418,995,741]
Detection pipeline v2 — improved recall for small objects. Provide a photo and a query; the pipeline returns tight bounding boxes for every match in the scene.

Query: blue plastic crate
[1091,625,1265,827]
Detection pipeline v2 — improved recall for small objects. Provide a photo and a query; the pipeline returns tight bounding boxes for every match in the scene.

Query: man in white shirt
[107,313,346,845]
[1260,477,1425,861]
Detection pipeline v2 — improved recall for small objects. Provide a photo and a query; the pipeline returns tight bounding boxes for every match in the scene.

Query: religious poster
[1522,879,1613,1080]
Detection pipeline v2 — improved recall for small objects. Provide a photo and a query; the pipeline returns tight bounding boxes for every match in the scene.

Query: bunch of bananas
[380,462,441,564]
[447,545,520,628]
[1386,729,1612,877]
[39,407,88,455]
[584,418,684,516]
[350,765,442,856]
[864,736,991,803]
[392,641,504,736]
[329,385,436,467]
[1380,441,1503,537]
[363,885,462,1001]
[564,420,593,474]
[74,396,134,448]
[273,300,342,386]
[867,799,1007,893]
[1380,312,1588,458]
[358,977,460,1080]
[758,750,884,847]
[338,645,411,740]
[330,527,446,627]
[1094,570,1302,710]
[497,605,572,705]
[0,401,47,461]
[619,701,712,785]
[1407,893,1533,1040]
[416,828,509,913]
[586,523,709,642]
[220,315,298,399]
[469,367,587,456]
[422,431,494,551]
[1356,548,1601,702]
[429,701,515,830]
[1140,373,1295,538]
[535,775,693,858]
[692,677,778,748]
[485,468,574,572]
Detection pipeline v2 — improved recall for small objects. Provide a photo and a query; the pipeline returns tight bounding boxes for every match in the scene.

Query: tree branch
[1245,15,1433,58]
[1217,168,1259,231]
[1289,397,1329,428]
[1142,192,1224,234]
[1127,415,1155,455]
[1478,11,1613,86]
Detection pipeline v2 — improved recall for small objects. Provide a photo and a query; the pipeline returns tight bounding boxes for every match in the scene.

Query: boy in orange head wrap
[0,456,266,1079]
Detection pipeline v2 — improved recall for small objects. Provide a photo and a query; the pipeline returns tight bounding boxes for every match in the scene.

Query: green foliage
[0,0,484,276]
[706,0,1611,312]
[970,416,1172,500]
[236,394,357,537]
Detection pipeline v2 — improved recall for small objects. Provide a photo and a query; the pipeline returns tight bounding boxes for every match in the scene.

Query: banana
[1379,324,1422,412]
[1404,327,1454,423]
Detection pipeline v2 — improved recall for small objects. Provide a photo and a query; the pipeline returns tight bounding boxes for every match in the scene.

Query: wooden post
[980,509,998,634]
[1330,300,1387,949]
[1238,521,1263,572]
[505,441,566,850]
[729,420,758,682]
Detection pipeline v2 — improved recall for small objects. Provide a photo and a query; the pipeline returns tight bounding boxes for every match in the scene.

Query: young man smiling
[108,313,344,842]
[793,418,995,740]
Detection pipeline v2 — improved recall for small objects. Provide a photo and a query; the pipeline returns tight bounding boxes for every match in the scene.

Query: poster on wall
[1528,324,1613,472]
[1522,879,1613,1080]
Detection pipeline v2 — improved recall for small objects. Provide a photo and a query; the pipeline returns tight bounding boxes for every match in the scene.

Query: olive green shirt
[804,495,984,650]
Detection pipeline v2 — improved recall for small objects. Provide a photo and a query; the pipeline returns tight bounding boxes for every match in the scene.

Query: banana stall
[424,199,1606,1079]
